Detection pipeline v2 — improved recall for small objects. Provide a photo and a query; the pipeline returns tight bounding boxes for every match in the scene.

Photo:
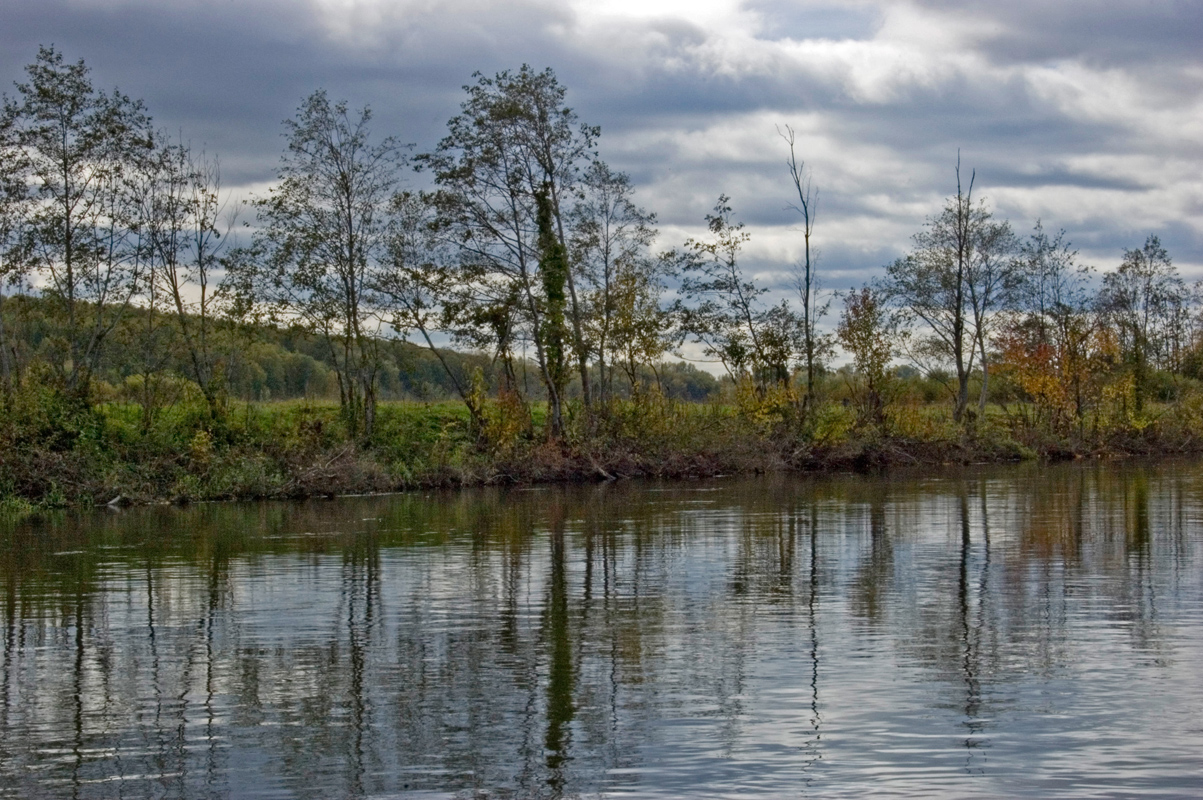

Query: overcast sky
[4,0,1202,296]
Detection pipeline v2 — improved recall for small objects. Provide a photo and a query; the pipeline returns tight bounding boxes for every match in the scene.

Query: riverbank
[5,395,1203,514]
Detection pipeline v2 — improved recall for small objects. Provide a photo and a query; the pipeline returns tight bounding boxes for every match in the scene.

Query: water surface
[2,460,1202,798]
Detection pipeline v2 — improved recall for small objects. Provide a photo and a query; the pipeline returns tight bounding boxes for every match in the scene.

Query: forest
[2,46,1202,508]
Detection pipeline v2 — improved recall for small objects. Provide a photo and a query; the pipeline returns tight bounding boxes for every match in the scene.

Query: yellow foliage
[734,378,797,429]
[1099,373,1149,431]
[481,385,533,454]
[189,429,214,467]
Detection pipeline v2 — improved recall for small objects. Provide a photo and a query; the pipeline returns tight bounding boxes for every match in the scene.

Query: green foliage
[2,364,104,451]
[7,49,1203,507]
[230,89,408,437]
[5,46,154,395]
[0,494,36,518]
[537,186,570,415]
[838,285,901,430]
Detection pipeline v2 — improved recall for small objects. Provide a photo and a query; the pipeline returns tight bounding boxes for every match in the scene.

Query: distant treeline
[0,294,719,405]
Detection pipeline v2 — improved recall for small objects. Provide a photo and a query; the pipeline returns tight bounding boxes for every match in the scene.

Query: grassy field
[4,388,1203,512]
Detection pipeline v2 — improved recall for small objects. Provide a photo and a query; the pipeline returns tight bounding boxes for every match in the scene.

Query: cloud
[908,0,1203,68]
[1,0,1200,292]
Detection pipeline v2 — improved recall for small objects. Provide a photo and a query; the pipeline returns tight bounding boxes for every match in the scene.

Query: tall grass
[5,371,1203,508]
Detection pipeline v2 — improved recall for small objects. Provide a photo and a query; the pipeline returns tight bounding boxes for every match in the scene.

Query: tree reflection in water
[0,460,1201,798]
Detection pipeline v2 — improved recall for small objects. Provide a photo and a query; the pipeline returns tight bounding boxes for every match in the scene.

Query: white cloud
[4,0,1201,311]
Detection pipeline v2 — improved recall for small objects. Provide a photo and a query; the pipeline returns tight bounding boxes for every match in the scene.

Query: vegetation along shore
[3,48,1203,512]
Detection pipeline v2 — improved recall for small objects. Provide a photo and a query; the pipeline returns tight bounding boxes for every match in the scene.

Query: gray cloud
[2,0,1200,288]
[911,0,1203,67]
[745,0,882,41]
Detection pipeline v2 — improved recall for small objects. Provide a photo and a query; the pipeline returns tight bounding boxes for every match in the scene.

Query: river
[1,460,1201,798]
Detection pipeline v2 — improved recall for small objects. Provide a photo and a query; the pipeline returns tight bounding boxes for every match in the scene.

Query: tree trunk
[0,289,11,398]
[977,335,989,415]
[954,374,970,423]
[1134,336,1147,415]
[363,373,376,438]
[548,160,592,417]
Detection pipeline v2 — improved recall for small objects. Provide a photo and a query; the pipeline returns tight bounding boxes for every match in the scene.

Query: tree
[1004,221,1096,428]
[837,285,899,430]
[964,216,1019,414]
[571,161,657,402]
[0,110,30,397]
[883,160,1013,424]
[4,46,154,396]
[122,138,180,430]
[238,91,405,437]
[143,139,237,419]
[418,66,598,438]
[1099,235,1185,414]
[517,71,600,417]
[1020,222,1090,338]
[378,190,488,428]
[608,252,676,396]
[536,184,570,435]
[781,125,829,406]
[679,195,792,389]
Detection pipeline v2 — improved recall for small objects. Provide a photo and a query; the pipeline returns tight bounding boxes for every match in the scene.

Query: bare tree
[965,216,1019,414]
[781,125,829,406]
[885,158,1006,424]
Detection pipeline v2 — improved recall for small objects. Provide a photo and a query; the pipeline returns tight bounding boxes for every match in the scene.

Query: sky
[3,0,1202,301]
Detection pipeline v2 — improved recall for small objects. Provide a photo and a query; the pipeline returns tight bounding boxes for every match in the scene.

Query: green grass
[5,388,1203,509]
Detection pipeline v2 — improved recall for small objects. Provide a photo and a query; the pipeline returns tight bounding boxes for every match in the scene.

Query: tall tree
[518,70,599,417]
[571,161,657,402]
[536,184,570,436]
[378,190,488,428]
[1099,235,1185,414]
[964,216,1019,414]
[781,125,828,406]
[144,139,236,418]
[679,196,792,389]
[1020,222,1089,342]
[238,91,404,437]
[884,160,1011,424]
[4,46,153,396]
[419,67,598,437]
[0,111,30,396]
[1009,221,1095,427]
[122,143,177,431]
